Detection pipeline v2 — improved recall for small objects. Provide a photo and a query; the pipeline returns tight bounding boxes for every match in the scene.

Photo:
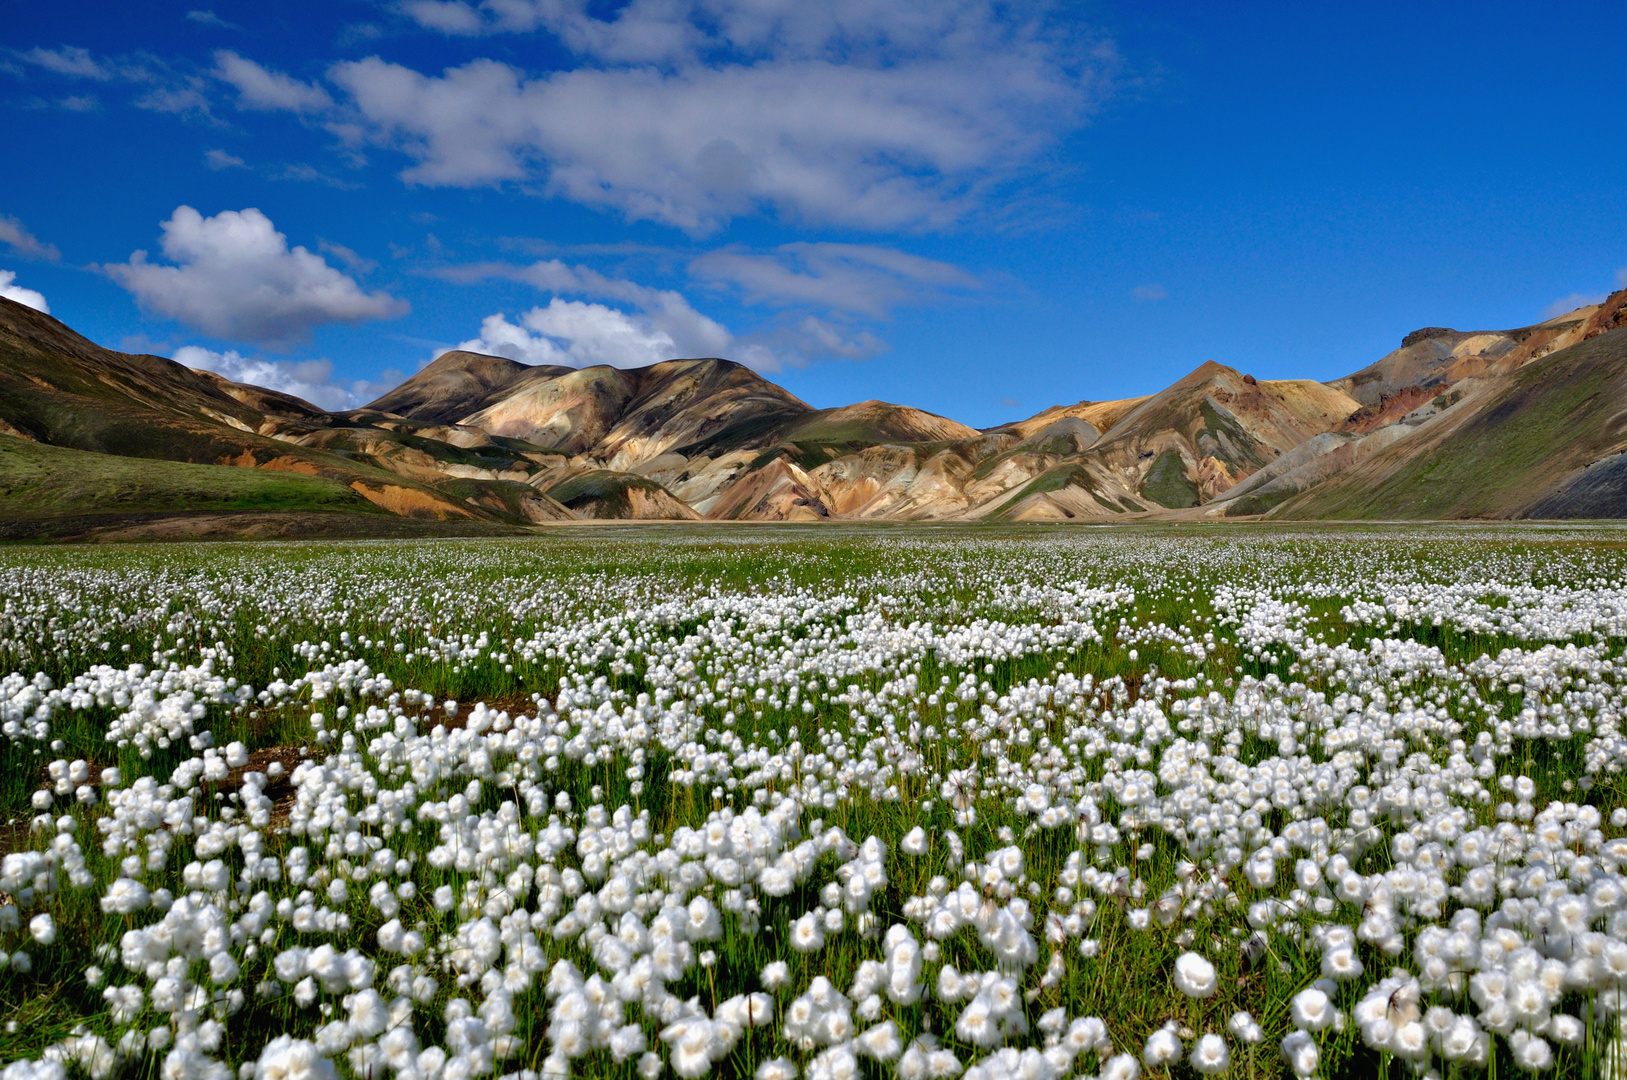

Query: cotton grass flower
[9,531,1627,1079]
[1143,1025,1181,1067]
[254,1037,337,1080]
[1173,952,1217,998]
[1290,987,1333,1031]
[756,1058,797,1080]
[1100,1053,1141,1080]
[1189,1033,1230,1075]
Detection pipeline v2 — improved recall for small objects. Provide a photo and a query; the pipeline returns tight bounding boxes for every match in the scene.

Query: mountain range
[1,287,1623,538]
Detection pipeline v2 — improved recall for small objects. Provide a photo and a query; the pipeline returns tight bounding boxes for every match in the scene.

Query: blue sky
[2,0,1623,425]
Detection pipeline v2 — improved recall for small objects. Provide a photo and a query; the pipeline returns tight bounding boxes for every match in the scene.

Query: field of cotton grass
[4,524,1627,1080]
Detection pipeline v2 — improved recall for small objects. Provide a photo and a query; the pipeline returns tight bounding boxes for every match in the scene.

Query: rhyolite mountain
[1,287,1624,537]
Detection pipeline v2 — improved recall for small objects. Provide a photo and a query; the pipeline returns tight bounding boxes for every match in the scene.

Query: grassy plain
[1,523,1626,1079]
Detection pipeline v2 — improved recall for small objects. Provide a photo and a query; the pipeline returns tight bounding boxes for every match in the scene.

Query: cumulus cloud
[0,216,60,261]
[105,206,407,345]
[213,50,332,112]
[447,255,899,369]
[691,242,978,317]
[174,346,394,411]
[454,302,873,373]
[444,258,734,356]
[451,257,753,369]
[0,270,49,314]
[309,0,1112,231]
[455,303,699,370]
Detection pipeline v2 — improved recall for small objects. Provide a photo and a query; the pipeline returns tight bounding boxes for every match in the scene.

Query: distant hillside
[1,284,1624,537]
[1222,291,1627,518]
[1280,322,1627,519]
[0,300,574,536]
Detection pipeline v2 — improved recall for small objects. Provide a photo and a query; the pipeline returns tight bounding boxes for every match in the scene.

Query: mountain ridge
[2,286,1624,537]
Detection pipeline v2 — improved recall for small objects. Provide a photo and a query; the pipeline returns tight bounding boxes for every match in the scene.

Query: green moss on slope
[988,464,1096,520]
[0,437,383,519]
[1141,450,1200,508]
[546,470,668,517]
[1286,327,1627,520]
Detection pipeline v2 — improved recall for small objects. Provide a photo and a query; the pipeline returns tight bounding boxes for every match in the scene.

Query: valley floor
[2,524,1626,1079]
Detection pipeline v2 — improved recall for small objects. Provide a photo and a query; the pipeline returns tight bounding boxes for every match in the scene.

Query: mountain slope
[0,298,575,529]
[1059,361,1360,507]
[5,283,1627,534]
[1232,288,1627,518]
[0,436,383,520]
[365,351,569,424]
[777,400,979,446]
[1326,308,1606,431]
[371,354,813,467]
[546,470,701,520]
[1280,324,1627,519]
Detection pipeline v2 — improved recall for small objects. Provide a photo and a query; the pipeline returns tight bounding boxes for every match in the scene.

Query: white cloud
[0,216,59,261]
[329,56,1093,231]
[454,299,877,372]
[456,302,700,370]
[1132,283,1166,301]
[691,242,977,316]
[174,345,393,411]
[273,163,361,189]
[319,240,377,274]
[186,10,241,30]
[1542,292,1606,320]
[399,0,489,35]
[320,0,1110,231]
[785,315,883,359]
[0,270,48,314]
[447,255,902,369]
[213,50,332,113]
[205,148,247,170]
[451,258,749,369]
[444,258,735,356]
[15,46,219,120]
[1539,269,1627,319]
[105,206,408,345]
[134,81,217,120]
[400,0,1053,66]
[20,46,109,80]
[724,314,883,367]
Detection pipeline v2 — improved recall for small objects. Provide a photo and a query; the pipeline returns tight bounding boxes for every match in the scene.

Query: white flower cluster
[2,531,1627,1078]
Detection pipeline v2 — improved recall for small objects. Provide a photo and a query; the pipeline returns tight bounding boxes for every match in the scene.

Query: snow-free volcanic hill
[1,286,1626,536]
